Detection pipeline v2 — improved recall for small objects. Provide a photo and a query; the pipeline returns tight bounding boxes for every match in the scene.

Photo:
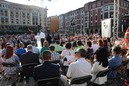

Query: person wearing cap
[67,49,92,85]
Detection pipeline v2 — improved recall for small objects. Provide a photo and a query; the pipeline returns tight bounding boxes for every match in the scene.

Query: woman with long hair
[91,47,108,85]
[2,45,20,75]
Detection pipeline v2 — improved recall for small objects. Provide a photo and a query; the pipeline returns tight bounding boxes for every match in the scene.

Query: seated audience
[61,42,75,75]
[92,40,99,54]
[20,44,40,65]
[31,41,40,54]
[61,42,75,61]
[91,47,108,85]
[74,41,84,52]
[54,40,63,53]
[2,45,20,75]
[108,46,122,78]
[67,49,91,85]
[33,50,60,81]
[40,41,49,55]
[86,41,93,60]
[49,45,60,61]
[19,45,40,81]
[15,42,26,57]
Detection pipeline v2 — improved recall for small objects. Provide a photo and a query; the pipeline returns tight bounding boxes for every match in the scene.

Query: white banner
[101,19,111,37]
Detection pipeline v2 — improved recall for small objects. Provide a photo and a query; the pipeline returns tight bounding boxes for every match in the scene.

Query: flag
[122,28,129,49]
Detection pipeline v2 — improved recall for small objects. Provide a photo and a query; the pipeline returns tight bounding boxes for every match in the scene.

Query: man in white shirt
[67,49,92,85]
[40,31,45,47]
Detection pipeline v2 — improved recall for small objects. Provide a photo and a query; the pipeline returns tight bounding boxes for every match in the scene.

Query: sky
[6,0,94,16]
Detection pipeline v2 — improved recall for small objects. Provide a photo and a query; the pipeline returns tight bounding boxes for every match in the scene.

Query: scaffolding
[113,0,120,38]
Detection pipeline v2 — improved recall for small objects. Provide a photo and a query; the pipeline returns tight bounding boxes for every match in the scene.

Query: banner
[101,19,111,37]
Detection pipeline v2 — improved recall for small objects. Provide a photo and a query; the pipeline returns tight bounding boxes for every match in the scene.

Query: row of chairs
[36,69,108,86]
[0,61,61,86]
[70,59,129,86]
[0,62,38,86]
[1,59,129,86]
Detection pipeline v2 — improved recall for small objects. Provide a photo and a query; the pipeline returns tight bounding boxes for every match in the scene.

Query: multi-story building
[63,7,85,35]
[58,14,65,34]
[56,0,129,36]
[84,0,129,35]
[0,0,47,34]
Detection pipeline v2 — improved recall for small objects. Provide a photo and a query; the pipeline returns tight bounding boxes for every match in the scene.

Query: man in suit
[33,50,60,81]
[20,44,40,65]
[20,45,40,81]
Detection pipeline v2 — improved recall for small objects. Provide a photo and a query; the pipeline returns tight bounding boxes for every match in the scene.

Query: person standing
[46,34,52,45]
[40,31,45,47]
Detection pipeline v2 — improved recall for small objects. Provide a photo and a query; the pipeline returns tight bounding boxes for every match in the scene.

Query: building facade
[84,0,129,35]
[0,0,47,34]
[58,14,65,34]
[55,0,129,36]
[62,7,85,35]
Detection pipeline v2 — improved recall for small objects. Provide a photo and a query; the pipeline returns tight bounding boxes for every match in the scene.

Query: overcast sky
[6,0,95,16]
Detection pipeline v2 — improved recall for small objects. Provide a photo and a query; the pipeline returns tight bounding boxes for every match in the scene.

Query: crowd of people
[0,32,128,86]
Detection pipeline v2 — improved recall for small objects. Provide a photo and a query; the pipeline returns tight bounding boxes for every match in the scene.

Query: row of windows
[0,18,39,25]
[90,0,112,9]
[90,0,129,9]
[0,9,41,19]
[65,12,84,18]
[0,3,8,8]
[1,18,8,24]
[0,10,8,16]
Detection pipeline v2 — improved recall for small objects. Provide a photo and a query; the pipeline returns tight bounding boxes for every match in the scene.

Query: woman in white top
[61,42,75,63]
[91,47,108,85]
